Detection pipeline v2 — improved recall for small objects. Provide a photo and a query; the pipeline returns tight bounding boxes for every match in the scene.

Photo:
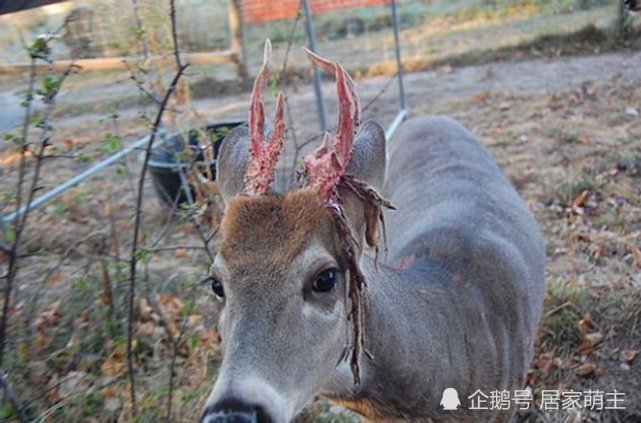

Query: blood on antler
[243,39,287,196]
[302,48,361,201]
[300,49,396,385]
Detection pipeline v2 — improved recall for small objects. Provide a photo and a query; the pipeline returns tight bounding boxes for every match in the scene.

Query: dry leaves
[579,332,604,357]
[174,248,188,258]
[46,271,63,285]
[536,351,561,376]
[620,349,639,363]
[628,243,641,269]
[100,350,126,377]
[139,298,153,321]
[34,300,62,329]
[576,362,597,377]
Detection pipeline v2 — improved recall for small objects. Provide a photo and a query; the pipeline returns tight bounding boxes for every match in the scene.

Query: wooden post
[229,0,248,80]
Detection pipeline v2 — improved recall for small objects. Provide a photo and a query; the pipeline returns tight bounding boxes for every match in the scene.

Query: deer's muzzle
[200,398,272,423]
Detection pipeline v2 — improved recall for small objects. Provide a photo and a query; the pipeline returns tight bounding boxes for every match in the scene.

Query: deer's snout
[200,398,272,423]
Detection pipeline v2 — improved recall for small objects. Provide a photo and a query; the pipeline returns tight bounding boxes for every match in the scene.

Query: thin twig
[127,64,187,415]
[0,47,76,368]
[165,289,198,423]
[126,0,187,414]
[177,168,215,260]
[148,245,207,253]
[169,0,183,69]
[0,54,35,368]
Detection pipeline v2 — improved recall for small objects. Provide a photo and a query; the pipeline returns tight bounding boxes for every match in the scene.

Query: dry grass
[1,1,640,421]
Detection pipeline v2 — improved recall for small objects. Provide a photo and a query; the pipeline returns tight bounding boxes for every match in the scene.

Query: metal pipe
[385,109,407,142]
[1,132,160,224]
[302,0,328,132]
[390,0,407,111]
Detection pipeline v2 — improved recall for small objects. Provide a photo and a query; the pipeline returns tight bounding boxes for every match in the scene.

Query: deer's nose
[200,398,272,423]
[200,411,256,423]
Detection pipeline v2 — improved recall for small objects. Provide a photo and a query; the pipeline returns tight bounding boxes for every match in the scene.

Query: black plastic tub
[148,120,245,208]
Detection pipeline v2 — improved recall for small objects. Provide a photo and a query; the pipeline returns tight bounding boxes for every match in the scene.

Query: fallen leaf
[46,272,63,285]
[585,332,604,345]
[138,321,155,336]
[628,243,641,269]
[578,136,591,145]
[572,189,590,209]
[157,293,183,322]
[100,387,115,399]
[536,351,556,375]
[34,300,63,328]
[139,298,152,321]
[621,349,639,363]
[188,314,203,327]
[100,354,126,377]
[174,248,188,258]
[579,332,604,356]
[62,138,76,149]
[45,374,60,404]
[576,362,597,377]
[577,314,591,335]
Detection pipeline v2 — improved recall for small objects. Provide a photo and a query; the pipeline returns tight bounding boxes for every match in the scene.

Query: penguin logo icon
[440,388,461,410]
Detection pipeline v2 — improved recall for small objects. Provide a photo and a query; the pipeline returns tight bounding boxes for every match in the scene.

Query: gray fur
[216,124,251,203]
[203,116,545,423]
[346,120,387,190]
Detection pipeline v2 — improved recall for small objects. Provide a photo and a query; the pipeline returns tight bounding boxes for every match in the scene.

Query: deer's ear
[346,120,386,191]
[216,125,250,204]
[340,120,387,251]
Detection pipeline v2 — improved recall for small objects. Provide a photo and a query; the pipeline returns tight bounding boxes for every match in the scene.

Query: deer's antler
[302,48,361,201]
[244,39,287,196]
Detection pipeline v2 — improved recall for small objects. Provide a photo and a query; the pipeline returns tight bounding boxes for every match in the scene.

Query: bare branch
[126,0,188,415]
[0,43,76,368]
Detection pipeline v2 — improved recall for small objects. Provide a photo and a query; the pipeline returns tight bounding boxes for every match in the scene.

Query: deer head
[200,41,388,423]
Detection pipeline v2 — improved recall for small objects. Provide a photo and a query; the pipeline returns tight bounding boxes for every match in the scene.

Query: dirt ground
[1,45,641,421]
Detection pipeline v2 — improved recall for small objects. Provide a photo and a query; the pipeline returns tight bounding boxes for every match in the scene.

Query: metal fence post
[301,0,328,132]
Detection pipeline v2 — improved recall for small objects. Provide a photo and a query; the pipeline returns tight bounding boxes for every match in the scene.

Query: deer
[199,40,546,423]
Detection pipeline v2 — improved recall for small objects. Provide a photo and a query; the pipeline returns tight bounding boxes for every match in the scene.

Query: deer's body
[200,44,545,423]
[321,116,546,422]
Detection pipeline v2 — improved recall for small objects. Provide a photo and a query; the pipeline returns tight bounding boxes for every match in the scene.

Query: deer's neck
[325,255,500,420]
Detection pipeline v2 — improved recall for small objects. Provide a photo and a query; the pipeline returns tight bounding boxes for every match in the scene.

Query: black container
[148,120,245,208]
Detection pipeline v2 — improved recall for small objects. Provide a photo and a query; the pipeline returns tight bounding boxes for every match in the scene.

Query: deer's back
[381,117,545,397]
[384,116,544,305]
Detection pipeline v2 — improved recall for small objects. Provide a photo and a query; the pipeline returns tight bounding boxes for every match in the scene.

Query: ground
[1,16,641,423]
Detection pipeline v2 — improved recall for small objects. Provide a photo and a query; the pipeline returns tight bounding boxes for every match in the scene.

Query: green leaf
[4,227,16,244]
[0,404,14,419]
[77,153,93,163]
[27,36,50,58]
[101,132,121,154]
[190,333,200,350]
[134,246,150,263]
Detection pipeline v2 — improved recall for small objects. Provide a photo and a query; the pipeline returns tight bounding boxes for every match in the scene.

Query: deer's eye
[210,277,225,298]
[312,268,337,293]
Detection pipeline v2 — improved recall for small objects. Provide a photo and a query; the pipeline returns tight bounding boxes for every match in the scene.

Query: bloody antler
[244,39,287,196]
[301,49,380,386]
[302,48,361,201]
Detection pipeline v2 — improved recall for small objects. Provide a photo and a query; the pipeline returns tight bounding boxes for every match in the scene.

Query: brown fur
[219,188,338,272]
